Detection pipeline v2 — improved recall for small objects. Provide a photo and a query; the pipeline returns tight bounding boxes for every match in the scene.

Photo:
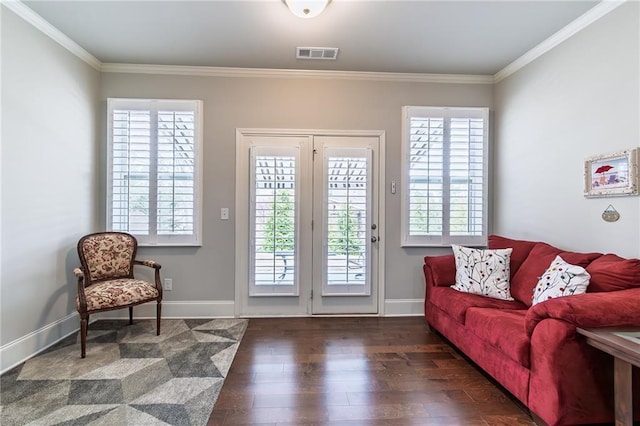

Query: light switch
[391,181,397,194]
[221,208,229,220]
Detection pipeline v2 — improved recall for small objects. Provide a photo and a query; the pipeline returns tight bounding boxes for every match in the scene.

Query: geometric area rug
[0,318,248,426]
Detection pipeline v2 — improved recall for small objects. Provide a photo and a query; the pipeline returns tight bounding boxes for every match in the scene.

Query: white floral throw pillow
[451,245,514,301]
[532,255,591,305]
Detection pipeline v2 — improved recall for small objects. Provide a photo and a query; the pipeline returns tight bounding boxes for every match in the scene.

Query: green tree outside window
[261,189,295,253]
[328,205,362,255]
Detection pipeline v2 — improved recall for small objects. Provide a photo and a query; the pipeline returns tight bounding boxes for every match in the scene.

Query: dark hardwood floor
[208,317,536,425]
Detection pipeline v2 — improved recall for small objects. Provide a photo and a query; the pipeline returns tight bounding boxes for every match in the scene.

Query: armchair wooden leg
[129,306,133,325]
[156,302,162,336]
[80,314,88,358]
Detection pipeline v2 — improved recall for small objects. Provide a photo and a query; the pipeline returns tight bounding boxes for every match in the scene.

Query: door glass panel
[251,149,298,295]
[323,148,371,295]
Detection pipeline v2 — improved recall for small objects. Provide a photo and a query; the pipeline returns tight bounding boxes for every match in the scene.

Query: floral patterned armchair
[74,232,163,358]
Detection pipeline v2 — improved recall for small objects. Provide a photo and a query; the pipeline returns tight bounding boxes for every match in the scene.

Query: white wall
[0,7,100,371]
[100,74,493,304]
[493,2,640,258]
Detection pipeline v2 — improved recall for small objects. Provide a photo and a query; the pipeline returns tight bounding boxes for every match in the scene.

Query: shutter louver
[326,156,367,286]
[157,111,196,235]
[408,117,444,236]
[253,154,297,289]
[449,118,484,237]
[111,109,151,235]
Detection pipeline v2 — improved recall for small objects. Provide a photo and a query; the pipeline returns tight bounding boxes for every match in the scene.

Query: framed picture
[584,148,639,198]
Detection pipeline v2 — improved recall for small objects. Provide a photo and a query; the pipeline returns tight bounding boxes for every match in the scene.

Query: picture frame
[584,148,639,198]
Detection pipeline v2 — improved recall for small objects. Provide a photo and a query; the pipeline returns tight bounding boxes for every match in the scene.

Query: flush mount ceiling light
[283,0,331,19]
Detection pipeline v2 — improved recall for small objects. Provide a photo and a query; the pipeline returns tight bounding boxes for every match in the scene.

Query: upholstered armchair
[74,232,163,358]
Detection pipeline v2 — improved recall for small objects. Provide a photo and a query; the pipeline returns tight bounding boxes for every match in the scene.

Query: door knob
[371,236,378,243]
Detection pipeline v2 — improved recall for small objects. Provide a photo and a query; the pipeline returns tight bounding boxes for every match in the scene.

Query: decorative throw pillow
[451,245,514,301]
[531,255,591,305]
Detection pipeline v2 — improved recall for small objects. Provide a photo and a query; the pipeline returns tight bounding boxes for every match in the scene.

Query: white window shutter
[402,106,489,247]
[107,98,203,246]
[249,145,301,296]
[110,109,151,235]
[408,117,444,238]
[157,110,196,236]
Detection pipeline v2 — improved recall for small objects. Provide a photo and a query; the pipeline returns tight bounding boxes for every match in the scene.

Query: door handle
[371,236,378,243]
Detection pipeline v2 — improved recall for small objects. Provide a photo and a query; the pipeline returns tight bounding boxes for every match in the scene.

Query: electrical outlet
[164,278,173,291]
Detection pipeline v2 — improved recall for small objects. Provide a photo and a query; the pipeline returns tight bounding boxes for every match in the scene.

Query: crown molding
[5,0,624,85]
[2,0,102,71]
[101,63,495,85]
[493,0,627,83]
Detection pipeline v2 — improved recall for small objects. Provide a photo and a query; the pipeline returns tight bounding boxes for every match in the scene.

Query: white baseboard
[383,299,424,316]
[0,312,80,375]
[1,299,421,374]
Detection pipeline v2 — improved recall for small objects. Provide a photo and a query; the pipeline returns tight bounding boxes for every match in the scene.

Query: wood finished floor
[207,317,536,425]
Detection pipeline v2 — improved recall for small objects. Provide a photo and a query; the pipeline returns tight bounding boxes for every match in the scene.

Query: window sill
[138,242,203,248]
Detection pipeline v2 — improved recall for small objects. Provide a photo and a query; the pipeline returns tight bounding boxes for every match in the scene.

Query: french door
[312,136,378,314]
[236,130,382,316]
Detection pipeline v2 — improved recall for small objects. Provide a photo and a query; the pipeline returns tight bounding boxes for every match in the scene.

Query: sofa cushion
[451,245,514,300]
[466,308,531,368]
[510,243,601,306]
[586,253,640,292]
[429,286,527,324]
[532,255,591,305]
[488,235,538,278]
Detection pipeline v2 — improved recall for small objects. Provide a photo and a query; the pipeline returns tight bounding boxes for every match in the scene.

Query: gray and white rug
[1,318,248,425]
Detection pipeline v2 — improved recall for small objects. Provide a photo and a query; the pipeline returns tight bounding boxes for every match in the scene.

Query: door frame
[235,128,386,317]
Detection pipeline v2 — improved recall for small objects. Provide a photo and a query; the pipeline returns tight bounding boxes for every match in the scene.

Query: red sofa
[423,235,640,426]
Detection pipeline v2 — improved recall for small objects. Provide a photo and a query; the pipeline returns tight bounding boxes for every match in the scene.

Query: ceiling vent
[296,47,339,60]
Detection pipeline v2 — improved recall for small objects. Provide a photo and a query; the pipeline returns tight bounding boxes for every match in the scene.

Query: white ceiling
[21,0,600,75]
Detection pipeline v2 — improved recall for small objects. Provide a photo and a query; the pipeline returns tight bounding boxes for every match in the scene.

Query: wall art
[584,148,638,198]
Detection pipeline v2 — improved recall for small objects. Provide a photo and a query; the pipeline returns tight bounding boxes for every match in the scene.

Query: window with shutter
[401,106,489,247]
[107,99,203,246]
[323,148,372,295]
[249,145,300,296]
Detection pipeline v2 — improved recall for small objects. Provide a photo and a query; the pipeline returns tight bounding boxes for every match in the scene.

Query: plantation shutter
[111,109,151,235]
[402,107,488,247]
[249,145,300,296]
[407,117,444,237]
[322,147,372,295]
[107,99,202,246]
[157,110,196,235]
[449,117,485,238]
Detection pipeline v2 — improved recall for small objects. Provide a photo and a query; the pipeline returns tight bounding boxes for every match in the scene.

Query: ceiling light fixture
[283,0,331,19]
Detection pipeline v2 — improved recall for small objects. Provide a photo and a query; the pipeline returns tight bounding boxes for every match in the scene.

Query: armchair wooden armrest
[74,267,87,312]
[134,259,162,269]
[134,259,163,294]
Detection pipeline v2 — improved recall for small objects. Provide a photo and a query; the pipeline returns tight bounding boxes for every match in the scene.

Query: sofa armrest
[423,254,456,288]
[525,287,640,336]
